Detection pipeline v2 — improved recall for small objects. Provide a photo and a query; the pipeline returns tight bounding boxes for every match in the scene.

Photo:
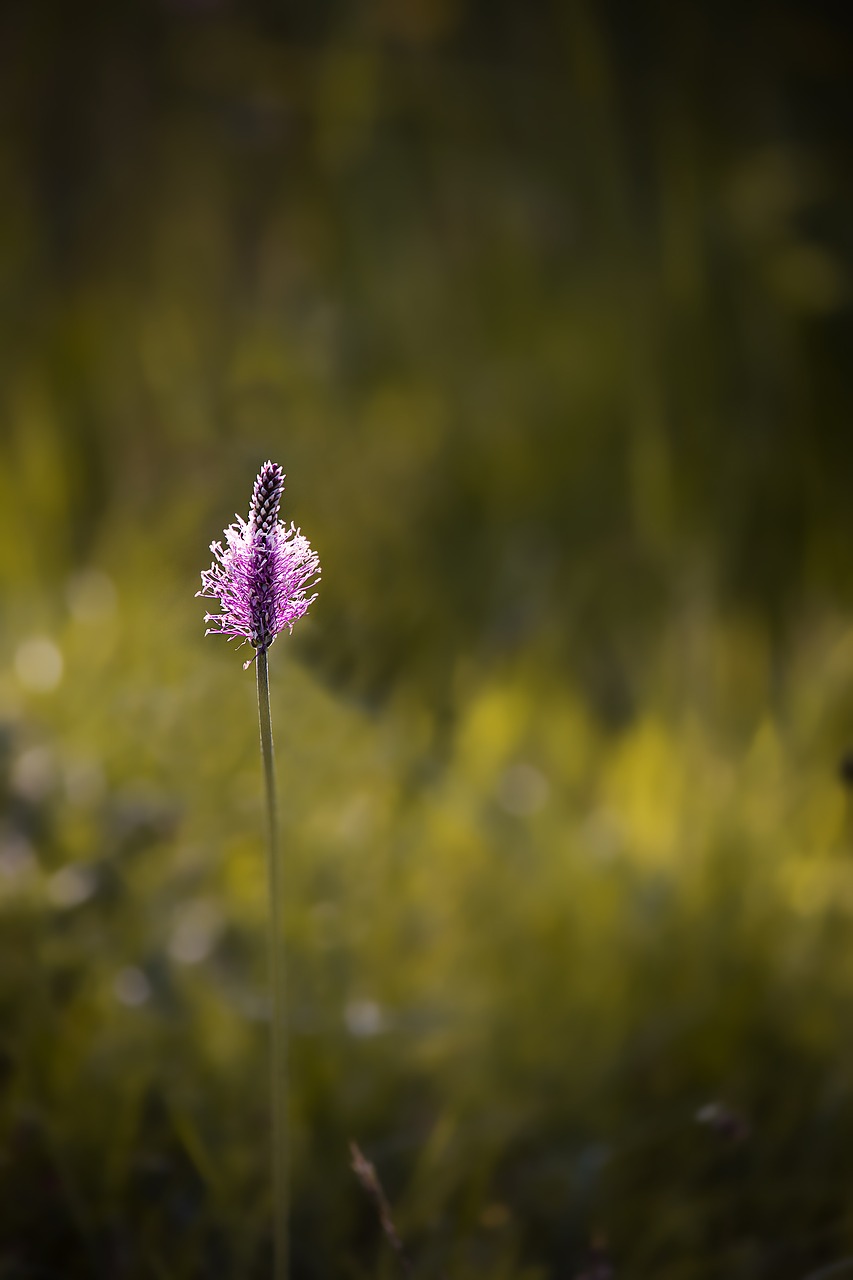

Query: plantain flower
[198,461,320,667]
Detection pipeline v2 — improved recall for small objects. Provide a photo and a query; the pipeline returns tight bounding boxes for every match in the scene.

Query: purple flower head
[197,461,320,668]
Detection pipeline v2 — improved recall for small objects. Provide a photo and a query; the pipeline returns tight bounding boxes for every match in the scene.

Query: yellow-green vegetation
[0,1,851,1276]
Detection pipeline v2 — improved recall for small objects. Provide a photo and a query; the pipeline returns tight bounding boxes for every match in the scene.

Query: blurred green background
[1,1,853,1276]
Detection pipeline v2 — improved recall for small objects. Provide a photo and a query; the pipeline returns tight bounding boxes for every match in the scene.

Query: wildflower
[198,461,320,666]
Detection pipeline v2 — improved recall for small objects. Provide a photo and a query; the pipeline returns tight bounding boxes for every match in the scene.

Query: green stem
[257,647,289,1280]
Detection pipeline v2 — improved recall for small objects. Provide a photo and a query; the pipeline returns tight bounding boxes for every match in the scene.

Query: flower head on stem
[197,460,318,1280]
[197,461,320,667]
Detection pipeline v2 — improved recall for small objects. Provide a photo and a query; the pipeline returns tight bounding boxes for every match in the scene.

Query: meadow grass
[2,580,853,1275]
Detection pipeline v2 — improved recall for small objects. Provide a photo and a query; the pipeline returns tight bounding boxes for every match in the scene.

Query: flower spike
[197,461,320,666]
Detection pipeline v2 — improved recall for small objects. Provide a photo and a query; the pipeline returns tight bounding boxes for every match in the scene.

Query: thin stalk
[257,647,289,1280]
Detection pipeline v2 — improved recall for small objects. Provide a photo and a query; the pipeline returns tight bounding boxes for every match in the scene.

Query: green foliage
[0,1,852,1276]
